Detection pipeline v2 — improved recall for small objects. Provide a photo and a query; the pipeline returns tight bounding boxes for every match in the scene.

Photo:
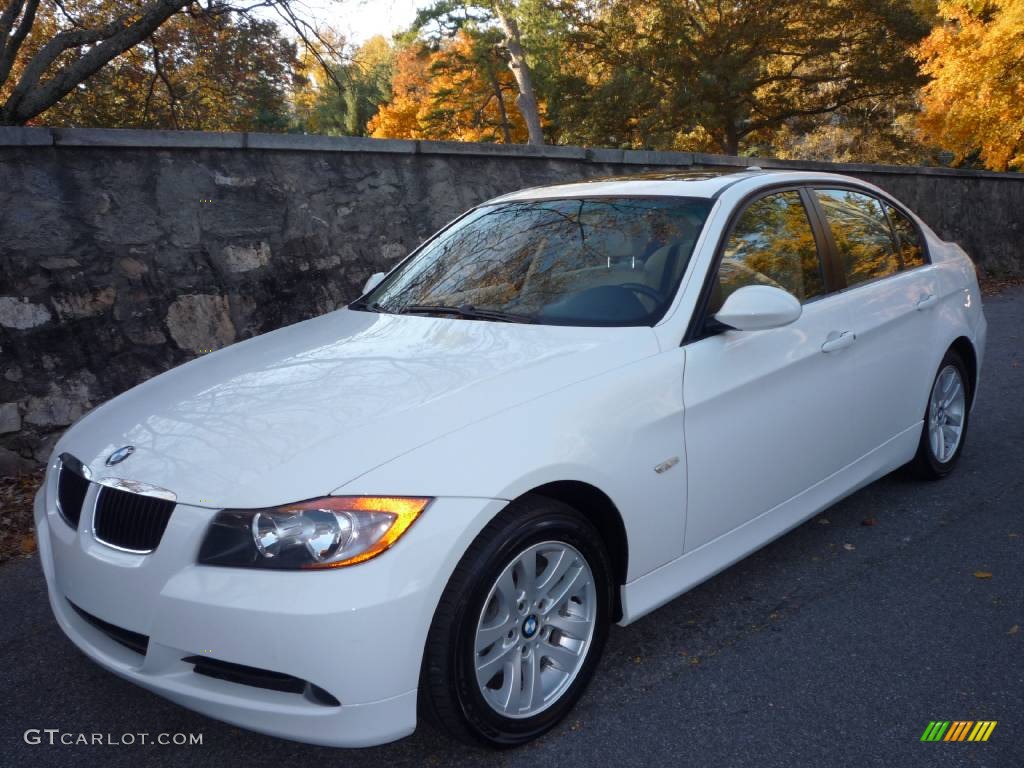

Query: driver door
[682,188,859,551]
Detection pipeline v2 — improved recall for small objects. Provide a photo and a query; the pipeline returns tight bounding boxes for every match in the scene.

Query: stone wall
[1,127,1022,472]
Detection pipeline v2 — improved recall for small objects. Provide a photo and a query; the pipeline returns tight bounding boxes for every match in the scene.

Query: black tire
[910,348,972,479]
[419,494,613,748]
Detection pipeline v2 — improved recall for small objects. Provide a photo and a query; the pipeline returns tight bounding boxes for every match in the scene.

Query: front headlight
[197,496,432,569]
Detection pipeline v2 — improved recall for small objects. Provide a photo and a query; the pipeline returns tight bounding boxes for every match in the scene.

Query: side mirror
[362,271,386,295]
[714,285,801,331]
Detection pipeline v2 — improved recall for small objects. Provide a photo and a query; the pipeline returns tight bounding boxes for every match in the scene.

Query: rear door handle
[916,294,939,310]
[821,331,856,353]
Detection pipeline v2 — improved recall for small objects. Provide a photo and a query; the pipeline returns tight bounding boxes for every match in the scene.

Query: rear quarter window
[814,189,899,287]
[884,203,928,270]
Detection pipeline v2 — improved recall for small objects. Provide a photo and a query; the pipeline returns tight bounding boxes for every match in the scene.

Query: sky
[297,0,437,43]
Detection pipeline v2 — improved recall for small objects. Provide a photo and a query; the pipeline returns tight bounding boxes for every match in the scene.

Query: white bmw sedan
[35,170,986,748]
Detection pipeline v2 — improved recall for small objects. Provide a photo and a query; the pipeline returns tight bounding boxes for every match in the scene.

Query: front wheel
[420,495,612,747]
[911,349,971,479]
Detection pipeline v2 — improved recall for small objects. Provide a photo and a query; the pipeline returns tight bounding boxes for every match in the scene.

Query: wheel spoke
[476,617,512,650]
[522,647,544,711]
[941,370,955,397]
[476,640,518,686]
[543,563,589,614]
[540,640,580,672]
[495,568,518,608]
[544,611,591,639]
[515,552,537,603]
[943,426,959,458]
[935,422,946,459]
[536,549,571,594]
[943,377,961,408]
[491,654,522,714]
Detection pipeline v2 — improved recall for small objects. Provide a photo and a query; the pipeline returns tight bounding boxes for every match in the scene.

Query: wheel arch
[520,480,628,622]
[949,335,978,406]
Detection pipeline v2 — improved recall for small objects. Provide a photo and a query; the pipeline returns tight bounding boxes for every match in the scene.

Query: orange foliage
[368,32,532,142]
[916,0,1024,171]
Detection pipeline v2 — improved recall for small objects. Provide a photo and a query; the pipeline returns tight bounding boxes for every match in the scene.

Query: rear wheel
[911,349,971,479]
[420,495,612,747]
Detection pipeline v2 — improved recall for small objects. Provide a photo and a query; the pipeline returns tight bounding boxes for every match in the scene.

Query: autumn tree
[551,0,929,155]
[296,34,394,136]
[36,10,298,130]
[916,0,1024,171]
[411,0,544,143]
[368,30,530,142]
[0,0,339,126]
[770,99,931,166]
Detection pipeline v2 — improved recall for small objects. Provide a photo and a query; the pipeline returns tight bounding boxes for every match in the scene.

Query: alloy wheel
[473,541,597,719]
[928,364,966,463]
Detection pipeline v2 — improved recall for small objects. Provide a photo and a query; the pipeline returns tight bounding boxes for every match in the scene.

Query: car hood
[57,309,659,508]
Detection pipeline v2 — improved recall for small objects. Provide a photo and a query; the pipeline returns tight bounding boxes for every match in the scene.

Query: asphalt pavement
[2,289,1021,768]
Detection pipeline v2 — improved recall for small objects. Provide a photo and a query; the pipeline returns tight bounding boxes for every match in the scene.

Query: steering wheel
[619,282,667,304]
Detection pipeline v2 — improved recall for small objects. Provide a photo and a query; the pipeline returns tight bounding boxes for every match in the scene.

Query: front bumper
[34,477,505,747]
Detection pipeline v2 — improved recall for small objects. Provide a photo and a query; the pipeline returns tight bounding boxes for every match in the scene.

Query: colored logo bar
[920,721,997,742]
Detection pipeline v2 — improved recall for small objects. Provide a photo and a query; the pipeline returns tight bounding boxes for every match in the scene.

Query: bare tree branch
[0,0,348,125]
[2,0,196,123]
[0,0,25,46]
[0,0,39,85]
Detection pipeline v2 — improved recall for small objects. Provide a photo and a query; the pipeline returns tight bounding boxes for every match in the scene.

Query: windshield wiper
[398,304,535,324]
[348,299,384,312]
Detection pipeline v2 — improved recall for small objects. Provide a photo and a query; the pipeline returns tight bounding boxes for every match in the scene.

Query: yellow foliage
[917,0,1024,170]
[369,32,533,143]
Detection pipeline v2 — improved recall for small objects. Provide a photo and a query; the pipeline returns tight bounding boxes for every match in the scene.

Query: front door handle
[821,330,856,353]
[916,294,939,311]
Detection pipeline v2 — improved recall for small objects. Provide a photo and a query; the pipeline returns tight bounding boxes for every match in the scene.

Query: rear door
[682,188,861,552]
[808,187,940,457]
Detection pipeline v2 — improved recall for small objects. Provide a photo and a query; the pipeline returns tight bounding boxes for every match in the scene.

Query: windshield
[354,196,712,326]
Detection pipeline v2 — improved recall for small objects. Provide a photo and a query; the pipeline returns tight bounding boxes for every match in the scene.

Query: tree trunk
[494,5,543,146]
[722,123,740,156]
[488,67,513,143]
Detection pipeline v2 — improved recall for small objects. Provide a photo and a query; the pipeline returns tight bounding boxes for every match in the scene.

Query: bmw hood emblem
[105,445,135,466]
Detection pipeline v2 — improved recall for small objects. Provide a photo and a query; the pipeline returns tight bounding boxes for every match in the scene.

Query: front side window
[711,190,825,313]
[885,203,927,271]
[815,189,899,286]
[357,197,712,326]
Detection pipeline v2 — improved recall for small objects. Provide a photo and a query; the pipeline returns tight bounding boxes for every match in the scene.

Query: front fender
[336,349,688,582]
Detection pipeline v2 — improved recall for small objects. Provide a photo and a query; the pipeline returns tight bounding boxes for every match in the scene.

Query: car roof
[487,168,867,203]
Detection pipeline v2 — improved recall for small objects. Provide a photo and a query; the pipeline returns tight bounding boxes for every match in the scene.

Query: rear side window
[713,190,825,310]
[885,203,927,270]
[814,189,899,287]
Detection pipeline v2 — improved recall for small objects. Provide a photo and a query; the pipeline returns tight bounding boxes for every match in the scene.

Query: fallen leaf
[632,655,642,664]
[20,535,35,554]
[843,543,856,551]
[1009,625,1020,636]
[974,571,993,579]
[861,517,877,527]
[817,518,831,525]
